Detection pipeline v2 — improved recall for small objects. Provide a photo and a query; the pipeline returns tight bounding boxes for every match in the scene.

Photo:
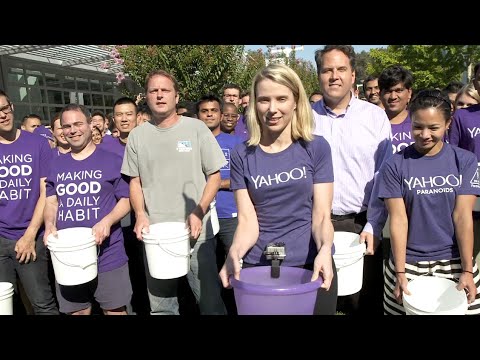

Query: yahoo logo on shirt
[467,127,480,138]
[251,167,307,189]
[404,174,462,190]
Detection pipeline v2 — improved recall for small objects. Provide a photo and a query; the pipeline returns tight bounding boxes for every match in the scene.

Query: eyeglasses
[223,113,238,119]
[0,104,12,115]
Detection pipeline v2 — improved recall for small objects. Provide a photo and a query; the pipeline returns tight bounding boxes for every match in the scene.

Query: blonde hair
[246,63,314,146]
[454,82,480,109]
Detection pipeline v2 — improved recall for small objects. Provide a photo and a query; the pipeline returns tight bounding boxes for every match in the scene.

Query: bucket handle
[50,246,99,270]
[157,243,189,258]
[335,251,366,270]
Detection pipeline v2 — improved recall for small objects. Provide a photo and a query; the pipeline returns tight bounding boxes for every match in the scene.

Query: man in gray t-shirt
[121,70,227,315]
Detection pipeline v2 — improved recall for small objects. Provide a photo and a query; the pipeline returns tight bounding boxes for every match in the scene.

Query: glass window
[30,105,46,120]
[92,94,104,107]
[104,95,114,107]
[8,67,25,85]
[47,90,63,105]
[77,77,89,91]
[64,91,76,104]
[82,93,92,106]
[48,107,64,122]
[45,73,62,87]
[26,70,44,86]
[103,81,114,92]
[29,87,46,103]
[12,104,30,128]
[90,79,101,92]
[64,76,76,90]
[8,86,28,103]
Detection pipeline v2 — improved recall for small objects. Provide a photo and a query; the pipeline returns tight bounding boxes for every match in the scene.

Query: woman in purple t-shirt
[218,64,337,315]
[377,90,480,315]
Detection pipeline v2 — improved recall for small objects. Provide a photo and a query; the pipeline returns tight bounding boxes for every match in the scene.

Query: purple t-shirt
[45,147,129,273]
[448,104,480,160]
[215,132,243,219]
[0,131,52,241]
[230,136,333,266]
[97,136,126,159]
[377,143,480,263]
[234,114,249,141]
[391,114,413,154]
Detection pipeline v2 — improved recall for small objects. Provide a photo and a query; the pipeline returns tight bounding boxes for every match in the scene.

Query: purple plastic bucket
[230,266,322,315]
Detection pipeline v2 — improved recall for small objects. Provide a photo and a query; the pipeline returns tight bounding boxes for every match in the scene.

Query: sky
[245,45,387,62]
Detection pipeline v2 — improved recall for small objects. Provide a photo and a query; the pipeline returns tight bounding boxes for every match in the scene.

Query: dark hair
[474,62,480,79]
[91,110,106,120]
[22,113,42,125]
[314,45,356,75]
[443,81,464,94]
[59,104,91,125]
[0,90,11,104]
[176,100,196,113]
[49,112,61,129]
[409,89,451,122]
[378,65,413,91]
[222,83,241,95]
[196,94,222,115]
[137,103,151,115]
[113,97,137,111]
[362,75,379,92]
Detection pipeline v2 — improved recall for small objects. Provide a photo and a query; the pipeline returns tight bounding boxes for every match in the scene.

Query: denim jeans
[145,236,226,315]
[0,235,59,315]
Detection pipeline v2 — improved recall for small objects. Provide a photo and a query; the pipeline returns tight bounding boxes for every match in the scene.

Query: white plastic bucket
[333,232,366,296]
[0,282,14,315]
[47,227,98,286]
[403,276,468,315]
[142,222,190,279]
[210,200,219,236]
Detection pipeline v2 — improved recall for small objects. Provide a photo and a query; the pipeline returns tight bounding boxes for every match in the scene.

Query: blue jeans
[0,235,59,315]
[144,237,226,315]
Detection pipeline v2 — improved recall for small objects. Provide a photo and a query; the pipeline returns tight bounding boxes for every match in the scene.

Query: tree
[116,45,246,101]
[366,45,480,89]
[355,51,371,84]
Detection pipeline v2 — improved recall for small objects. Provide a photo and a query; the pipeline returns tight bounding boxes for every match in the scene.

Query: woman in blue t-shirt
[218,63,337,314]
[377,89,480,315]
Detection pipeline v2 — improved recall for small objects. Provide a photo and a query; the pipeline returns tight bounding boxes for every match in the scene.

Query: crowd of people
[1,44,479,315]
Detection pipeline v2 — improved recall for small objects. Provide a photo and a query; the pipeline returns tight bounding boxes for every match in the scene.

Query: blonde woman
[219,64,337,314]
[454,82,480,111]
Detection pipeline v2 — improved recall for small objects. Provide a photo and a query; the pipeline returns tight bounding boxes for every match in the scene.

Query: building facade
[0,45,142,128]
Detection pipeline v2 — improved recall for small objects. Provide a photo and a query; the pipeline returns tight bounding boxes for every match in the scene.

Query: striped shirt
[312,95,392,236]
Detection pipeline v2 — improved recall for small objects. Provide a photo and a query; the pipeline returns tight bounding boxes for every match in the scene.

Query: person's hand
[15,230,37,264]
[457,272,477,304]
[134,213,150,241]
[186,212,202,240]
[359,231,380,255]
[393,273,410,304]
[43,225,58,246]
[219,249,242,288]
[311,247,333,290]
[92,218,113,245]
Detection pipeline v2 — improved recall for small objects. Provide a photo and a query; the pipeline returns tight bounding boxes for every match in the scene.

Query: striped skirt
[384,257,480,315]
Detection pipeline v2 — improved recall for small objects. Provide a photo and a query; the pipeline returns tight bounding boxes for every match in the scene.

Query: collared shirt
[312,95,392,236]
